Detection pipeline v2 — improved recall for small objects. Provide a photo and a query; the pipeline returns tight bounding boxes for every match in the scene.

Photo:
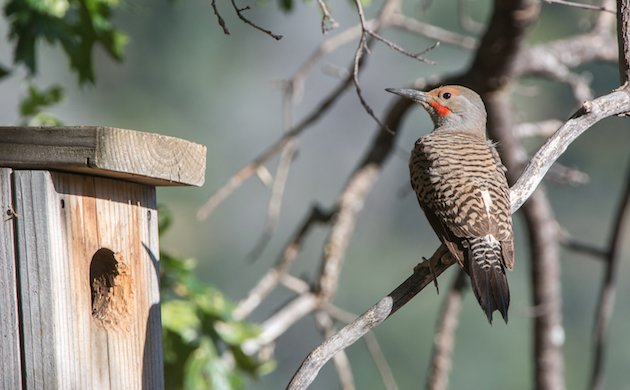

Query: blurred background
[1,0,629,388]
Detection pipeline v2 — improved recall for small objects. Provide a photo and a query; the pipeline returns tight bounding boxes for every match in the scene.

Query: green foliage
[159,206,275,389]
[3,0,127,124]
[278,0,293,12]
[0,63,9,80]
[19,83,64,125]
[4,0,128,84]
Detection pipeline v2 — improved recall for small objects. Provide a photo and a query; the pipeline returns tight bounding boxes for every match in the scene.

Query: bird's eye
[443,92,451,99]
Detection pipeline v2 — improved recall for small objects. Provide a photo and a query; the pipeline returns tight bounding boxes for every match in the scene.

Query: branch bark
[618,0,630,83]
[589,159,630,390]
[425,270,467,390]
[590,2,630,386]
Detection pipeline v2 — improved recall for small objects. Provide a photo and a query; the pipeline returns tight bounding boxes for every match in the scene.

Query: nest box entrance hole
[90,248,135,331]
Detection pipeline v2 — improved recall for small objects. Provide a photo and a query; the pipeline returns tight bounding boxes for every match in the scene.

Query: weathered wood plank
[0,126,206,187]
[0,168,23,389]
[12,170,164,389]
[12,170,59,388]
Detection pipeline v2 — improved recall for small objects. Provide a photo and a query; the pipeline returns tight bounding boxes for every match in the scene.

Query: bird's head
[386,85,487,134]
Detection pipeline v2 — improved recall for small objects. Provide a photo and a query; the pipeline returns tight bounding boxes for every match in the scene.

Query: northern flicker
[386,85,514,323]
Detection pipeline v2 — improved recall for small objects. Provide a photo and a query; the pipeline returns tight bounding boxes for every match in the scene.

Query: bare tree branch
[314,311,355,390]
[388,13,478,49]
[487,82,567,390]
[286,87,630,389]
[316,0,339,34]
[544,0,615,13]
[510,90,630,212]
[248,86,297,260]
[457,0,484,33]
[230,0,283,40]
[590,4,630,385]
[199,0,416,221]
[210,0,230,35]
[515,120,564,138]
[589,159,630,390]
[243,293,319,354]
[325,305,399,390]
[234,205,334,320]
[204,0,627,388]
[367,31,438,64]
[619,0,630,84]
[287,246,453,390]
[425,270,467,390]
[544,163,590,186]
[350,0,392,133]
[560,236,609,258]
[197,71,354,220]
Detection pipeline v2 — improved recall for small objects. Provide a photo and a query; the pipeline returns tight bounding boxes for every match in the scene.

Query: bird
[386,85,514,323]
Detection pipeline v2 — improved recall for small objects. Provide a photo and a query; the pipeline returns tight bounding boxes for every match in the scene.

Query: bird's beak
[385,88,429,103]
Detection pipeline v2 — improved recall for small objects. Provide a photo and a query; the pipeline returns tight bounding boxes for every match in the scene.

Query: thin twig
[316,0,339,34]
[362,327,399,390]
[230,0,283,40]
[589,4,630,387]
[314,311,356,390]
[426,269,467,390]
[234,205,334,320]
[389,13,478,50]
[199,3,480,220]
[510,90,630,213]
[351,0,391,134]
[544,0,616,13]
[367,31,438,64]
[594,0,617,32]
[545,164,590,185]
[248,84,298,261]
[210,0,230,35]
[457,0,484,33]
[287,246,454,390]
[589,158,630,390]
[618,0,630,84]
[562,239,608,258]
[197,70,355,220]
[325,305,399,390]
[514,120,563,138]
[243,293,319,354]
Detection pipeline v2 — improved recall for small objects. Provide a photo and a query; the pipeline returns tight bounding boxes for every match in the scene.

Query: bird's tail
[467,235,510,324]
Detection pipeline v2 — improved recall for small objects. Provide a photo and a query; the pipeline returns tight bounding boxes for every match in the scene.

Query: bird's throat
[429,101,451,117]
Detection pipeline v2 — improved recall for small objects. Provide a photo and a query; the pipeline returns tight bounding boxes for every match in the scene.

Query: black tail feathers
[467,236,510,324]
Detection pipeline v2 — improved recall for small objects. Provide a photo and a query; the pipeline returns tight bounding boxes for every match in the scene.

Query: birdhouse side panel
[0,168,22,389]
[12,170,61,388]
[11,170,164,389]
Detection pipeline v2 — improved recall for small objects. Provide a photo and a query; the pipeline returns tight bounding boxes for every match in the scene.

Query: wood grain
[12,170,60,388]
[0,168,22,389]
[0,126,206,187]
[11,170,164,389]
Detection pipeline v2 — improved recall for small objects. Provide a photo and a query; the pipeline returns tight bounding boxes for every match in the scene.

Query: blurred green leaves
[278,0,293,13]
[3,0,127,123]
[19,83,64,125]
[159,206,274,389]
[0,63,10,80]
[4,0,128,84]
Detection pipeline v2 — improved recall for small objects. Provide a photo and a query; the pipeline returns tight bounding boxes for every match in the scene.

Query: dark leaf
[278,0,293,12]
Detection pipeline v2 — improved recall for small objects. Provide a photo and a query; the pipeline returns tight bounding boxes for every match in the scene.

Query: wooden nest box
[0,126,206,389]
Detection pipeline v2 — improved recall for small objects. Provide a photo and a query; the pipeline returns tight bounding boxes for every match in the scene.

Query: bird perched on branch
[386,85,514,323]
